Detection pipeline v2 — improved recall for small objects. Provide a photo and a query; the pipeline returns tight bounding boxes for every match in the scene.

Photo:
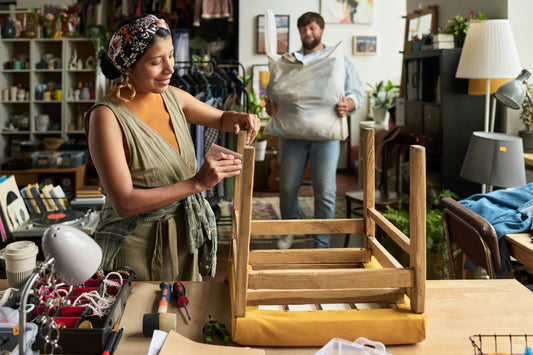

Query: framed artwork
[251,64,270,115]
[321,0,374,24]
[353,35,377,55]
[256,14,289,54]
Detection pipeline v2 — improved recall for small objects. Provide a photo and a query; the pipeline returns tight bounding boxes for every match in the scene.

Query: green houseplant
[381,190,459,279]
[367,80,398,125]
[444,11,487,47]
[518,82,533,151]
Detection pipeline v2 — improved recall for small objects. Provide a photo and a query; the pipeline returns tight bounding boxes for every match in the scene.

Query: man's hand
[335,96,355,118]
[266,100,278,117]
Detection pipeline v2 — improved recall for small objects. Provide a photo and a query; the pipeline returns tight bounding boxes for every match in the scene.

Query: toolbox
[29,273,132,354]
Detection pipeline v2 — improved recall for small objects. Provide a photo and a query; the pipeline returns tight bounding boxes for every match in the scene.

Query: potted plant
[381,189,459,279]
[245,78,270,161]
[367,80,398,126]
[444,11,486,48]
[518,82,533,151]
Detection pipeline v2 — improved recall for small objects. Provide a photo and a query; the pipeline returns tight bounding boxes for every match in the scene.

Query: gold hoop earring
[116,75,136,103]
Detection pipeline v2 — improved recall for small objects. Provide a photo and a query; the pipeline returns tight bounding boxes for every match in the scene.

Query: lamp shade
[493,69,532,109]
[456,20,521,79]
[42,225,102,285]
[460,131,526,188]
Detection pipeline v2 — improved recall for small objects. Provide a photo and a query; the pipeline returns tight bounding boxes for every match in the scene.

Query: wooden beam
[249,248,372,265]
[250,219,364,236]
[368,207,411,253]
[247,288,406,305]
[367,236,404,269]
[408,145,426,314]
[248,268,414,290]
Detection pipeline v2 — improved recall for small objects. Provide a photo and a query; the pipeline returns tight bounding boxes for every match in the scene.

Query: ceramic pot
[252,139,268,161]
[519,130,533,153]
[372,107,389,126]
[1,17,16,38]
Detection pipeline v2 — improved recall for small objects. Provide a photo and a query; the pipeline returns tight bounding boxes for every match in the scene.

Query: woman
[85,15,259,281]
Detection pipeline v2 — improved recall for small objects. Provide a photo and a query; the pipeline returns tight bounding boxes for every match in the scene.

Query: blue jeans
[279,139,339,248]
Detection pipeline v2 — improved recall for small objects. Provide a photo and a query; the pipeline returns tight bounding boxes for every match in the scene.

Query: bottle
[80,83,91,100]
[1,17,16,39]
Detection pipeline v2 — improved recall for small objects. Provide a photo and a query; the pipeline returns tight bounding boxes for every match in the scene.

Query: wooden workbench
[2,279,532,354]
[113,279,533,355]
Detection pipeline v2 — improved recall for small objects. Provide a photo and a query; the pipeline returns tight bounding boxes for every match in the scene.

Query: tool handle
[173,282,189,306]
[158,282,172,313]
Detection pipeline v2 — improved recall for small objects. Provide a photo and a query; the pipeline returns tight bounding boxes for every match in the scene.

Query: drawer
[423,105,441,155]
[405,102,423,135]
[423,105,440,132]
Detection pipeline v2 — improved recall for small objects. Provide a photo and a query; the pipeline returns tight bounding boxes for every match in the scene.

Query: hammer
[142,282,177,337]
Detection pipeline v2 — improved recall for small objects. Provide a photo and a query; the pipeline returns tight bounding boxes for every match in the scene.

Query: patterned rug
[217,197,346,240]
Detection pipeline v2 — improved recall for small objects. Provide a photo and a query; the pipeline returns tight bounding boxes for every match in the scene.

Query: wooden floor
[206,169,359,282]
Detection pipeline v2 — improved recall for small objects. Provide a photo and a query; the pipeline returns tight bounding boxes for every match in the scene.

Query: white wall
[238,0,407,145]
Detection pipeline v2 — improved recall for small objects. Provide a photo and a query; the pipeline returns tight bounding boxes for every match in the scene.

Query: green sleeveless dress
[85,89,217,281]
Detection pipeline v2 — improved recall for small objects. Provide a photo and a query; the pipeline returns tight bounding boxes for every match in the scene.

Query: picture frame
[353,35,377,55]
[251,64,270,115]
[256,14,289,54]
[321,0,374,24]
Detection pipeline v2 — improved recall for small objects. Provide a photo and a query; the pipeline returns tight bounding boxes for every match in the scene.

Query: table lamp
[460,131,526,193]
[18,225,102,353]
[494,69,533,109]
[456,20,522,132]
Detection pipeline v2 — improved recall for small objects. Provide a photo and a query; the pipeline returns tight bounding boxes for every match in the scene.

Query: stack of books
[20,183,68,215]
[70,185,105,211]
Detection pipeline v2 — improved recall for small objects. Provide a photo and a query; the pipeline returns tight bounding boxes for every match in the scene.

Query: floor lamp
[456,20,522,132]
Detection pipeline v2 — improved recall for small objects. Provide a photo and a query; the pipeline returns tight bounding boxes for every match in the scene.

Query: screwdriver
[173,282,191,321]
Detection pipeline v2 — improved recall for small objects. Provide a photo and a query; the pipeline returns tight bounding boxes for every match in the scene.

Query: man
[266,11,363,249]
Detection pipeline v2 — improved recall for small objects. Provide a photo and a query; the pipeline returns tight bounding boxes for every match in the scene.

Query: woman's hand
[265,100,278,117]
[223,111,261,145]
[191,152,242,190]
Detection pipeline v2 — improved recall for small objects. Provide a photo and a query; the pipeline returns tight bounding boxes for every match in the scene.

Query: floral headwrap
[107,15,170,73]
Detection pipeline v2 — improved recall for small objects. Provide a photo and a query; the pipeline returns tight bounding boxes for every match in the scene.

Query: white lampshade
[456,20,521,79]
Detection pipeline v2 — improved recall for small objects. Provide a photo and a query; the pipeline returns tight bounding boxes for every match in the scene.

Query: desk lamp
[456,20,522,132]
[494,69,533,110]
[460,131,526,193]
[18,225,102,354]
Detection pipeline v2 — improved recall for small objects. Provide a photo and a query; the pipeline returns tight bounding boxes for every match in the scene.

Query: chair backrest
[440,197,501,278]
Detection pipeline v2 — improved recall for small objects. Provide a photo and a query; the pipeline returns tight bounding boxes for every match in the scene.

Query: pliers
[202,314,233,346]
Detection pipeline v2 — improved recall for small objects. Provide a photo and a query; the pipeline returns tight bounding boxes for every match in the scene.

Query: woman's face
[127,35,175,95]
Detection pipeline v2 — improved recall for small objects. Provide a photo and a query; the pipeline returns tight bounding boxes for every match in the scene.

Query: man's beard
[302,38,321,50]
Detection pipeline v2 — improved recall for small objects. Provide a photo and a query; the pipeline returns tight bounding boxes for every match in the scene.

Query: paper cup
[3,241,38,288]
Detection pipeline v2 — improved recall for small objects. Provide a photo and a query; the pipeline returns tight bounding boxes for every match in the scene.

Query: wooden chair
[227,128,428,347]
[440,197,501,279]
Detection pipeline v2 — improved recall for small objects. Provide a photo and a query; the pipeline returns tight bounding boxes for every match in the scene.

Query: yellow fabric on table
[227,256,427,347]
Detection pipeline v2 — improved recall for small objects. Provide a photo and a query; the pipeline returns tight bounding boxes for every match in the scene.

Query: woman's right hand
[265,100,278,117]
[192,152,242,190]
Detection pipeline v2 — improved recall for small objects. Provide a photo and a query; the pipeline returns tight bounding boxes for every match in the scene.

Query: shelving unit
[402,48,485,198]
[0,38,99,158]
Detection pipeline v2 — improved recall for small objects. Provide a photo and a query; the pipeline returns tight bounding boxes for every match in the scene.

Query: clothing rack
[172,59,247,218]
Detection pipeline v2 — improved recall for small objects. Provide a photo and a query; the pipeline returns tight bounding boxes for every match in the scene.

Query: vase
[1,17,16,38]
[42,26,53,38]
[372,107,389,127]
[252,139,267,161]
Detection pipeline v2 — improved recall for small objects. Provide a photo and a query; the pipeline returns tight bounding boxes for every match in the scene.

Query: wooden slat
[249,248,372,265]
[368,207,411,253]
[408,145,426,314]
[251,263,363,270]
[234,145,255,317]
[367,236,404,269]
[250,219,363,236]
[246,288,406,305]
[232,132,247,212]
[248,268,414,290]
[362,128,375,250]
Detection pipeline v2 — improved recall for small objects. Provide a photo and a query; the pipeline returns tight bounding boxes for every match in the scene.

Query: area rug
[217,197,346,240]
